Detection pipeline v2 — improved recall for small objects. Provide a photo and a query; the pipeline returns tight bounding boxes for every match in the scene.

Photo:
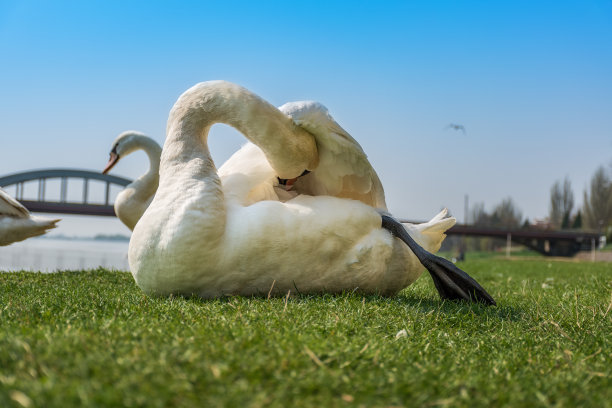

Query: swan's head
[278,101,330,122]
[102,131,151,174]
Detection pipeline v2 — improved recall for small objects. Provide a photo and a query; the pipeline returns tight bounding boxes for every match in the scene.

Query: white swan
[102,131,162,230]
[0,188,60,246]
[129,81,495,304]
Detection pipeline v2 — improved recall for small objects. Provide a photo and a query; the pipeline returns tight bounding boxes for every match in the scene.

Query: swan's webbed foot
[381,215,496,306]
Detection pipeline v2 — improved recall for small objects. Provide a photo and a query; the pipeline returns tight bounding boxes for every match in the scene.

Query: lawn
[0,259,610,407]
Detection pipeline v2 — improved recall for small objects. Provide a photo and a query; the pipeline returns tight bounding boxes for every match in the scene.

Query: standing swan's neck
[161,81,319,183]
[115,135,162,230]
[132,136,162,195]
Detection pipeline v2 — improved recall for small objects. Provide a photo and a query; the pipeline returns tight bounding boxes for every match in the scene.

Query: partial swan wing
[279,101,387,210]
[218,143,280,205]
[0,188,30,218]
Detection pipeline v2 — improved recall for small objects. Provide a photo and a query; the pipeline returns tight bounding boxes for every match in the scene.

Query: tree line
[452,162,612,252]
[549,164,612,237]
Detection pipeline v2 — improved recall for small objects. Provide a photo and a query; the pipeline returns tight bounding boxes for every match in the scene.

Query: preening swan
[0,188,60,246]
[278,101,386,210]
[102,131,162,230]
[218,100,387,209]
[129,81,495,304]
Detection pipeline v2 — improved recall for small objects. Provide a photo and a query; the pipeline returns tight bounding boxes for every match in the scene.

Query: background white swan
[0,188,60,246]
[102,131,162,230]
[128,81,495,304]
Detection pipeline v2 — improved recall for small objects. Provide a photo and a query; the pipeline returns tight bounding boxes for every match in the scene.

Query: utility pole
[460,194,469,262]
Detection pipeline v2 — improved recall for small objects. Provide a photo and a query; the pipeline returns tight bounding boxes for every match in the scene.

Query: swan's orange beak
[285,177,298,191]
[102,152,119,174]
[277,170,310,191]
[277,177,298,191]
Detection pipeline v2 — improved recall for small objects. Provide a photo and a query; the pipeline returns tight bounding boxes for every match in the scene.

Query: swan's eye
[277,177,288,186]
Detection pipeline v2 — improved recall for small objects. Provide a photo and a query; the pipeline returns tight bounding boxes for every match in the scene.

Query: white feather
[0,188,60,246]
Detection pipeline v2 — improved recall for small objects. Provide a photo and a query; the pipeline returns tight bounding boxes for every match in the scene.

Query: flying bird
[445,123,466,135]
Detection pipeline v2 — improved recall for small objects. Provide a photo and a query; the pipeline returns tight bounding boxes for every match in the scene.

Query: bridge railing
[0,168,132,216]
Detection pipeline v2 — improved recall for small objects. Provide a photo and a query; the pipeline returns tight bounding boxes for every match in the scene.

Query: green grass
[439,249,544,260]
[1,259,610,407]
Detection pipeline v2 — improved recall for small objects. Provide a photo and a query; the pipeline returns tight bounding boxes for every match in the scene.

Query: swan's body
[0,188,60,246]
[129,81,457,298]
[102,131,162,230]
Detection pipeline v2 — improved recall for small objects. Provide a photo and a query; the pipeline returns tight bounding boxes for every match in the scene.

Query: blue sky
[1,0,611,235]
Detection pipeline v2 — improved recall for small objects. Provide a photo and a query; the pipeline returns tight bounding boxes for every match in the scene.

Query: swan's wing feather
[0,188,30,218]
[218,143,281,205]
[278,101,387,210]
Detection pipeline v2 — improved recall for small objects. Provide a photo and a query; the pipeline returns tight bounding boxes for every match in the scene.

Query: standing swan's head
[103,131,152,174]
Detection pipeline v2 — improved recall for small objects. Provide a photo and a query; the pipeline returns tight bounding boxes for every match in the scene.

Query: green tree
[571,210,582,229]
[549,177,574,229]
[469,198,523,251]
[583,166,612,232]
[561,212,571,229]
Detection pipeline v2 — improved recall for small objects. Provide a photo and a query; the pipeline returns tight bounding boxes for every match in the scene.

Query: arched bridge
[0,169,132,216]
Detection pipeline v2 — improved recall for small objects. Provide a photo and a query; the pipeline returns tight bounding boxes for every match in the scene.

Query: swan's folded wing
[218,143,281,205]
[0,188,30,218]
[278,101,387,210]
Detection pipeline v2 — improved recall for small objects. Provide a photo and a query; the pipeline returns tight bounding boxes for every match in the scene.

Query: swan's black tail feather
[381,215,496,306]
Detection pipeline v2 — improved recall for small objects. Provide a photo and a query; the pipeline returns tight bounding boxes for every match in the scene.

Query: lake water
[0,237,129,272]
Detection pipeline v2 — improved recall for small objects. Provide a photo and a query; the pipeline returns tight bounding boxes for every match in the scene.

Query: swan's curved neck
[125,136,162,198]
[135,137,162,186]
[161,81,318,181]
[114,136,162,230]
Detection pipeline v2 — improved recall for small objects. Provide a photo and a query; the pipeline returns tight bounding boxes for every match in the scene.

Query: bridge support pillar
[506,233,511,258]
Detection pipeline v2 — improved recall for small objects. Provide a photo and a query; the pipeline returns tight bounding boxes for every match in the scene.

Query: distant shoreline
[41,234,130,242]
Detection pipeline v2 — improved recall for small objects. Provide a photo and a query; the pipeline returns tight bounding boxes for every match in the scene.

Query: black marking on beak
[277,169,311,186]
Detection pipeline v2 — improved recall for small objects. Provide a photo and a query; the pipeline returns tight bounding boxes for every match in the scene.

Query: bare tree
[583,166,612,231]
[469,198,523,250]
[549,177,574,229]
[491,197,523,228]
[470,202,489,227]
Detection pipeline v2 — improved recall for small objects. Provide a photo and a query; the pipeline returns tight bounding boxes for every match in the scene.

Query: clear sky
[1,0,611,236]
